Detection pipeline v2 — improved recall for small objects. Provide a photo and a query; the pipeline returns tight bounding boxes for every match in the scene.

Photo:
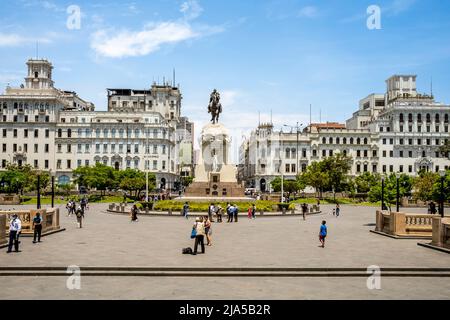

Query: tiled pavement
[1,203,449,299]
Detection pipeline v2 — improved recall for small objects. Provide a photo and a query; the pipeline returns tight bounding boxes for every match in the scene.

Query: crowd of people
[66,197,88,228]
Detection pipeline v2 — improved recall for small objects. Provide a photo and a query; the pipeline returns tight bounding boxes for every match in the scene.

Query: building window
[57,160,61,169]
[45,144,49,153]
[13,129,17,138]
[34,129,39,138]
[67,160,71,169]
[34,144,38,153]
[44,160,49,169]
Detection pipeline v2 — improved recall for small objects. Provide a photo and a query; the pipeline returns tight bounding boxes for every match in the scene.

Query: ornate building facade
[0,58,192,190]
[240,75,450,192]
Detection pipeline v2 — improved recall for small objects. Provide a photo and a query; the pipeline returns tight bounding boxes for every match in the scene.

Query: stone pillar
[0,215,6,247]
[431,216,442,246]
[375,211,382,232]
[391,212,406,235]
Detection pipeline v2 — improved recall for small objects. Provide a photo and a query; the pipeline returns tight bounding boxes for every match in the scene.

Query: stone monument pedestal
[184,123,245,198]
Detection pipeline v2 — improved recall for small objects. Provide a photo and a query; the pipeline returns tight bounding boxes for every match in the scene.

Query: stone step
[1,267,449,277]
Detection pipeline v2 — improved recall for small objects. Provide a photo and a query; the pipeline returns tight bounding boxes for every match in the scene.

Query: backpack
[182,247,193,254]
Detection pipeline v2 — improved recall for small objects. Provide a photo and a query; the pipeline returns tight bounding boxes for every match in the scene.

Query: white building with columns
[240,75,450,192]
[0,58,193,191]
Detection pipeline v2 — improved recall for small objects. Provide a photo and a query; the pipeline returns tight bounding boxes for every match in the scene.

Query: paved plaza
[1,203,449,299]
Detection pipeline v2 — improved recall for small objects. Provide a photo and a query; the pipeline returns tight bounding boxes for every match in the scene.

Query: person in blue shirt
[319,220,327,248]
[183,202,189,220]
[32,212,43,244]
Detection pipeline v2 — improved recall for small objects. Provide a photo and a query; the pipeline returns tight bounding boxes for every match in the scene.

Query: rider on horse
[208,89,222,124]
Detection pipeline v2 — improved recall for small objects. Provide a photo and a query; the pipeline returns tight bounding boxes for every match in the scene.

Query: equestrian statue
[208,89,222,124]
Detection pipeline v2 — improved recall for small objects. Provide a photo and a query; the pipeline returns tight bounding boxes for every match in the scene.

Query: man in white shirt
[7,214,22,253]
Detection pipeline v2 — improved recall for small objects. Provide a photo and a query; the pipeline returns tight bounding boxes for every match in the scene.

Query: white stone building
[0,58,192,191]
[241,75,450,192]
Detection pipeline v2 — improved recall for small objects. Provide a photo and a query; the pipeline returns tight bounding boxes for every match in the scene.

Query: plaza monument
[183,90,246,199]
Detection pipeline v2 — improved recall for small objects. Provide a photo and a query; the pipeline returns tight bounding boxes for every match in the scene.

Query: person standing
[32,212,43,244]
[227,203,233,223]
[193,217,206,255]
[247,205,252,219]
[7,214,22,253]
[233,204,239,222]
[183,202,190,220]
[335,204,340,217]
[130,204,139,222]
[319,220,327,248]
[204,216,212,246]
[251,204,256,219]
[301,203,308,221]
[208,203,215,222]
[216,205,223,223]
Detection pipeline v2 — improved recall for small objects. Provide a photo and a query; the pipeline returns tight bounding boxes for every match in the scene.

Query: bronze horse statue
[208,89,222,124]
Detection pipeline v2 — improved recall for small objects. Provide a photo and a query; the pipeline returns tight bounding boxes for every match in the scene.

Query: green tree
[431,171,450,203]
[181,176,194,188]
[300,161,329,198]
[117,169,153,199]
[413,172,438,202]
[368,173,413,211]
[355,172,380,194]
[270,177,303,194]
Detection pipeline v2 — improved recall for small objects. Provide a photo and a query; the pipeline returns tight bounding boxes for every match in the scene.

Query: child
[319,220,327,248]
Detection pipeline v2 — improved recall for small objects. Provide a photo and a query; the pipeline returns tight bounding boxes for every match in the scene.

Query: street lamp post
[381,176,385,211]
[439,170,446,217]
[50,170,55,208]
[36,173,41,210]
[396,173,400,212]
[283,122,303,175]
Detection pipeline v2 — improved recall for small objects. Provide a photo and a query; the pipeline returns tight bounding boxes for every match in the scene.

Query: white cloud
[21,0,64,12]
[91,22,200,58]
[298,6,319,18]
[180,0,204,20]
[388,0,416,14]
[0,33,51,47]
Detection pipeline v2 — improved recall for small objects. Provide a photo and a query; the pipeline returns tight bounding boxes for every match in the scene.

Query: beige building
[0,58,193,191]
[240,75,450,192]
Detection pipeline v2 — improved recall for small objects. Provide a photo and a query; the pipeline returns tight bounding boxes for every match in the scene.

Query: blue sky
[1,0,450,152]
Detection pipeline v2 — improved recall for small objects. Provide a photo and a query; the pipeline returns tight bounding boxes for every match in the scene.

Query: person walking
[335,204,340,217]
[130,204,139,222]
[319,220,327,248]
[183,202,190,220]
[301,203,308,221]
[192,217,206,255]
[32,212,43,244]
[7,214,22,253]
[75,205,84,228]
[204,216,212,246]
[80,197,87,214]
[251,204,256,219]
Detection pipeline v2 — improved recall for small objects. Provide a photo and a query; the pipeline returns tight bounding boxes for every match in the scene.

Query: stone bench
[0,208,62,237]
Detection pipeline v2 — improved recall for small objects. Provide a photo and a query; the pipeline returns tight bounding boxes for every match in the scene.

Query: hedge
[153,200,294,212]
